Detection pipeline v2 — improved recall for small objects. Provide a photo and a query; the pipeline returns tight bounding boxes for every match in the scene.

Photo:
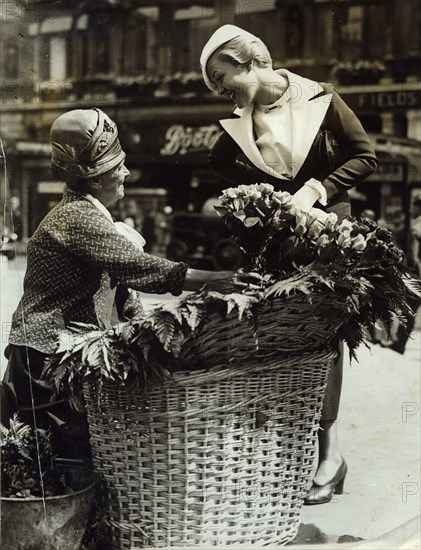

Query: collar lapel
[219,105,289,180]
[218,70,333,180]
[282,70,332,177]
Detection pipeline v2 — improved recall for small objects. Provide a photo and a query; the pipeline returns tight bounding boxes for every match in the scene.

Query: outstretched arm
[183,269,261,293]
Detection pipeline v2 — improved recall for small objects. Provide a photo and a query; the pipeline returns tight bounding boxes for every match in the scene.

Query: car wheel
[211,238,243,271]
[167,239,189,262]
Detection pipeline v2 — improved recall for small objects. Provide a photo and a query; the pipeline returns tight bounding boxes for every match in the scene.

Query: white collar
[83,193,114,223]
[220,69,332,179]
[84,193,146,250]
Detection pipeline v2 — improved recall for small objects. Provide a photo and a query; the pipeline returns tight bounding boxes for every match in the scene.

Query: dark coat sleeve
[319,86,378,200]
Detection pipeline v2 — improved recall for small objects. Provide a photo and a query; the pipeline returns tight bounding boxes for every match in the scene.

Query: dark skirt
[1,344,91,461]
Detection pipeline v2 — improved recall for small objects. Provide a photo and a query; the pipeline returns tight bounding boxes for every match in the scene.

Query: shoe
[304,458,347,505]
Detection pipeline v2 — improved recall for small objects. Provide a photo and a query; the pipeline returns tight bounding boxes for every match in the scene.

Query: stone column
[406,110,421,141]
[381,112,395,135]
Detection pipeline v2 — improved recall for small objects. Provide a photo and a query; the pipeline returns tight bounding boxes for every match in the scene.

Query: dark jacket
[209,69,378,220]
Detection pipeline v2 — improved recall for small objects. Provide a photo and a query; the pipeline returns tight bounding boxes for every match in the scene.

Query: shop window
[123,13,150,74]
[89,13,112,74]
[393,114,408,138]
[359,115,382,134]
[50,36,67,81]
[173,19,191,73]
[3,38,19,79]
[338,2,389,62]
[284,4,304,59]
[339,5,364,61]
[38,35,69,81]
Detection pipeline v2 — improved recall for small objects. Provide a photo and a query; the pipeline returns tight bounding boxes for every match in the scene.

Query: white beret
[200,24,258,91]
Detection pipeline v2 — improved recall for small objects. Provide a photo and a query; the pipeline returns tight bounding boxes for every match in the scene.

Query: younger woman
[200,24,378,504]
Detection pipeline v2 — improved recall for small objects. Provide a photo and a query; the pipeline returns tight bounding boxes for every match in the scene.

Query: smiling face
[207,56,259,108]
[96,160,130,206]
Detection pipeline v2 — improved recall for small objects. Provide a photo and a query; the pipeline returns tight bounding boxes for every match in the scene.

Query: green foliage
[1,414,66,498]
[44,185,421,402]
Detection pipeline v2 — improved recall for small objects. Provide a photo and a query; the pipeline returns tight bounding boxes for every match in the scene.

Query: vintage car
[166,212,243,271]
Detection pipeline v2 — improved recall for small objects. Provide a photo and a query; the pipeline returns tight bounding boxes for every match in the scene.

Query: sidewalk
[296,325,420,546]
[1,256,420,547]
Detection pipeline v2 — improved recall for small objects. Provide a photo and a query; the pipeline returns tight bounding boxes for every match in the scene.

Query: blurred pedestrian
[200,24,378,504]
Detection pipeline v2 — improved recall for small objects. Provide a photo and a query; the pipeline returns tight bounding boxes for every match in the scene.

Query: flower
[324,213,338,231]
[351,234,367,251]
[165,71,203,85]
[115,74,161,86]
[215,183,420,356]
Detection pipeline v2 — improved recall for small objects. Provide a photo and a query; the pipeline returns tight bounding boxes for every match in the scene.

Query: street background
[1,254,420,547]
[1,1,420,545]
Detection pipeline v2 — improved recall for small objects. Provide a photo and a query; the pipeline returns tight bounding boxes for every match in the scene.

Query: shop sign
[160,124,221,156]
[342,89,421,111]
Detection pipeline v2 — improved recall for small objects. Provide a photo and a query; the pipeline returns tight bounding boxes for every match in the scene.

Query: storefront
[116,105,235,260]
[117,102,231,211]
[3,92,420,266]
[340,83,421,140]
[358,133,421,257]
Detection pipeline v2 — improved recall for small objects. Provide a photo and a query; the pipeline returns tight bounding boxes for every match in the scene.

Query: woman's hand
[206,271,262,293]
[183,269,262,293]
[292,179,327,211]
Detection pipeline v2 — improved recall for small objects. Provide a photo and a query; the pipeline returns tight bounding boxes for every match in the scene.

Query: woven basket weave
[178,293,344,369]
[84,344,336,548]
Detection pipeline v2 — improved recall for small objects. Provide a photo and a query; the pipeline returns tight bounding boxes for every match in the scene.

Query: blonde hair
[210,36,272,70]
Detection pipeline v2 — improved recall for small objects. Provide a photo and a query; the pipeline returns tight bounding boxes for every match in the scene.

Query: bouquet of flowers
[215,183,420,351]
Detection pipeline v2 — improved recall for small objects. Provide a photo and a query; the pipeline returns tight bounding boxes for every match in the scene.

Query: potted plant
[332,60,385,85]
[165,71,207,96]
[1,414,97,549]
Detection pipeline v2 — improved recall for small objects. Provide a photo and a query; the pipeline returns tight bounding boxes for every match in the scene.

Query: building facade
[1,0,420,262]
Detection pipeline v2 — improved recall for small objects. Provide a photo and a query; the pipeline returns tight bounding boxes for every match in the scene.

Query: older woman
[2,108,256,458]
[200,25,378,504]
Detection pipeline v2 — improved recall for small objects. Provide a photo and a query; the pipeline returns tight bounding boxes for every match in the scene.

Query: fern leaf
[183,303,203,332]
[404,275,421,298]
[161,302,183,324]
[224,293,258,321]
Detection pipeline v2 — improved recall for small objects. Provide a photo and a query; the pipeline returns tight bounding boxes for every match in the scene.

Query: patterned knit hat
[50,108,126,179]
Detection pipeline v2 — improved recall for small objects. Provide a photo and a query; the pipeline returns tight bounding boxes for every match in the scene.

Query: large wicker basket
[84,340,336,548]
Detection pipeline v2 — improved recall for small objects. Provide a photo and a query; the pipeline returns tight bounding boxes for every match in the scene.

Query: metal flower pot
[1,465,96,550]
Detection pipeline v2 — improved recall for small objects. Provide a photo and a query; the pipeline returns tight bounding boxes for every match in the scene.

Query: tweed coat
[9,190,188,354]
[209,69,378,220]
